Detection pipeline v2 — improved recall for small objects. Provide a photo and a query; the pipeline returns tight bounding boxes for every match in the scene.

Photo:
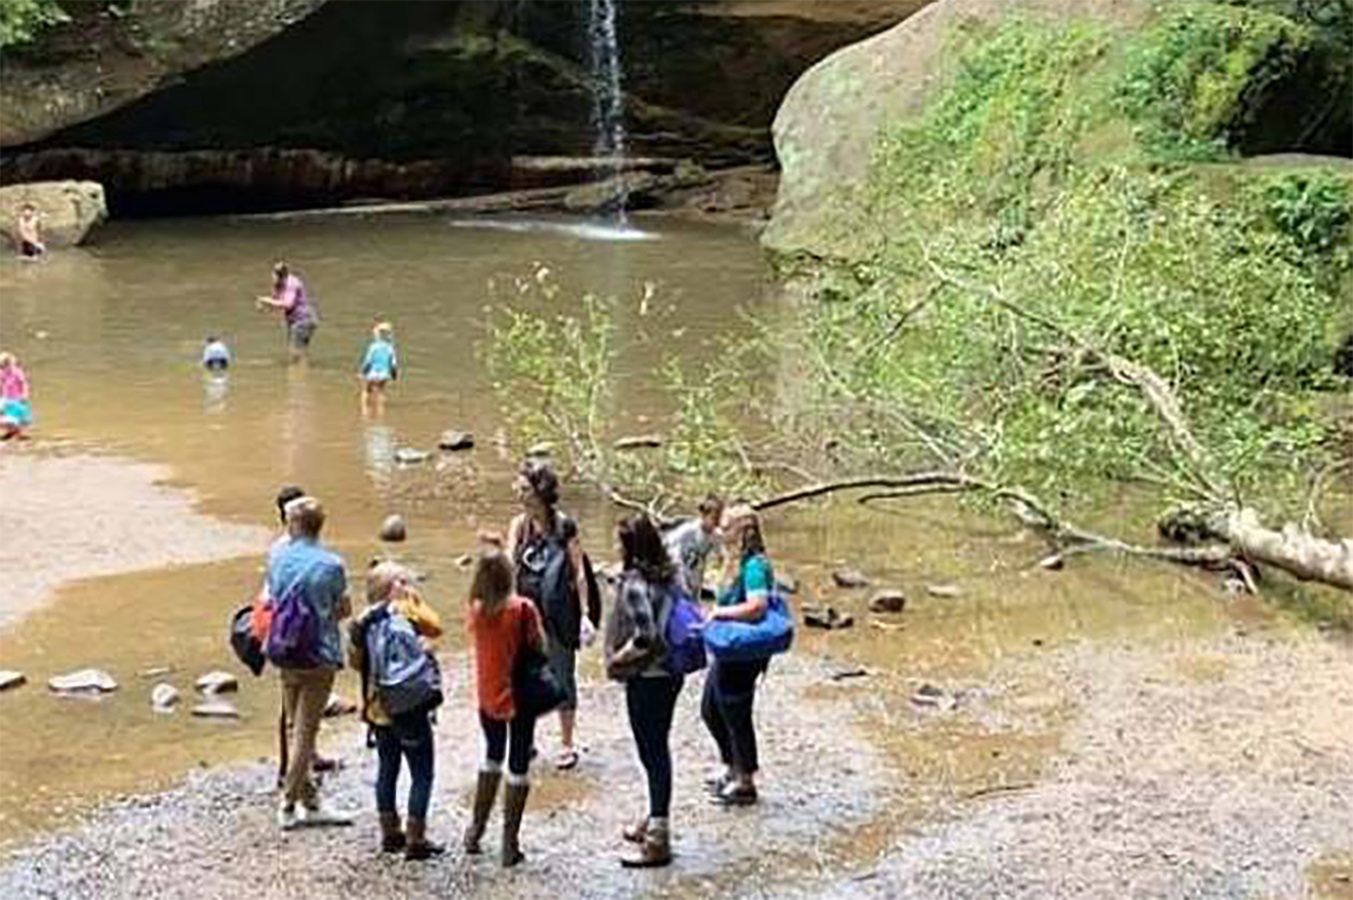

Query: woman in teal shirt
[702,504,772,806]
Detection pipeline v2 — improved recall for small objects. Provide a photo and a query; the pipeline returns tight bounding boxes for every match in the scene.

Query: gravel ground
[0,652,888,900]
[804,631,1353,899]
[0,450,266,627]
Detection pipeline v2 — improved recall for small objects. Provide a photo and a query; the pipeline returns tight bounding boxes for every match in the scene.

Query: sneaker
[277,804,300,831]
[710,782,758,807]
[298,801,354,827]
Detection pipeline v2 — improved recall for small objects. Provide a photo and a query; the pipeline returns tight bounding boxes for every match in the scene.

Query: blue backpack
[702,592,795,663]
[366,606,443,716]
[662,587,707,676]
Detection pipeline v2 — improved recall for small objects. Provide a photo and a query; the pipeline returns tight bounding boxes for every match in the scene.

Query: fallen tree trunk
[1221,508,1353,591]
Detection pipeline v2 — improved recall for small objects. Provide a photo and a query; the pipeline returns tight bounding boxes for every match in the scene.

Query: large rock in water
[0,181,106,247]
[762,0,1148,260]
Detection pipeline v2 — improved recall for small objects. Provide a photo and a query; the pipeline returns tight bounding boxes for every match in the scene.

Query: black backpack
[516,513,600,650]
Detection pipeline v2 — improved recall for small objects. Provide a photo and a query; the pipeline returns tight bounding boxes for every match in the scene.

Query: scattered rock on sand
[192,700,240,719]
[194,671,238,694]
[48,668,118,694]
[926,583,962,598]
[0,670,26,691]
[868,588,906,613]
[379,514,407,543]
[438,430,475,451]
[526,441,554,457]
[151,683,180,711]
[394,448,430,465]
[832,567,870,589]
[910,682,956,711]
[323,693,357,718]
[613,435,663,450]
[804,607,854,630]
[137,666,173,679]
[1039,554,1065,571]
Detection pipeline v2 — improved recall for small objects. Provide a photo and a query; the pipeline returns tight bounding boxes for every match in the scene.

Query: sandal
[554,747,580,771]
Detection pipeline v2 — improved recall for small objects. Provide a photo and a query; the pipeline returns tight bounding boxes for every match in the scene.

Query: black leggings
[625,675,683,819]
[701,658,767,775]
[479,710,537,777]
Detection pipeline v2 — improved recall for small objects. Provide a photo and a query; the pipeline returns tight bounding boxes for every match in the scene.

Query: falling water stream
[587,0,630,224]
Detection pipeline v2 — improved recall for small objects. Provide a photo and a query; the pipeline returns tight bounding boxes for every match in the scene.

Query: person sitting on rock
[15,204,45,259]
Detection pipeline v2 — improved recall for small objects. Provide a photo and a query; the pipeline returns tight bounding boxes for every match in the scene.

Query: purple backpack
[663,586,707,676]
[264,583,323,669]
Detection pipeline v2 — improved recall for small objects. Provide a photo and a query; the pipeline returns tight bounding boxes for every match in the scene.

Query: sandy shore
[0,448,267,628]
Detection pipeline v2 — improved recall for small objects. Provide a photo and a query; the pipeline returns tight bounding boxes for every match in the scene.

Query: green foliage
[1255,169,1353,255]
[482,266,768,512]
[0,0,66,47]
[1118,3,1310,160]
[871,20,1112,241]
[797,10,1349,528]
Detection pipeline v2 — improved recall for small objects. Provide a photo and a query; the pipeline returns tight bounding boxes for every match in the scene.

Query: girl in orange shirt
[463,548,544,867]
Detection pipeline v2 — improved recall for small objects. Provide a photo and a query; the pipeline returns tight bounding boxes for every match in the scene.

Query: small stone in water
[455,553,474,568]
[868,589,906,613]
[438,430,475,451]
[0,670,26,691]
[394,448,430,465]
[137,666,173,679]
[926,583,962,598]
[1038,554,1065,571]
[526,441,553,457]
[832,568,870,589]
[48,668,118,694]
[777,573,799,594]
[151,683,180,711]
[192,700,240,719]
[194,671,238,694]
[379,514,407,543]
[804,607,854,630]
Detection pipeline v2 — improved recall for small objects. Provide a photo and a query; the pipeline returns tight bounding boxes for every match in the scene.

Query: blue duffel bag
[702,592,795,662]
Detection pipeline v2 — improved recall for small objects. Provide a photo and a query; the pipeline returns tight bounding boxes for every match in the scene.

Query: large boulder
[761,0,1148,260]
[0,180,106,248]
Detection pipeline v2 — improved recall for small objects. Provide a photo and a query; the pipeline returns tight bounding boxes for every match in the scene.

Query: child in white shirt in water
[202,335,232,371]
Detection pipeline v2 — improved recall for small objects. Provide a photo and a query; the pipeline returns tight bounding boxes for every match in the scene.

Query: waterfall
[587,0,629,222]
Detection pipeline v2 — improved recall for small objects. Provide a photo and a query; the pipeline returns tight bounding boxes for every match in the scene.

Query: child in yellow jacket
[349,561,445,859]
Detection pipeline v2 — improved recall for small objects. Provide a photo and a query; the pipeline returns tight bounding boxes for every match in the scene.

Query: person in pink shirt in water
[255,261,319,364]
[0,352,33,441]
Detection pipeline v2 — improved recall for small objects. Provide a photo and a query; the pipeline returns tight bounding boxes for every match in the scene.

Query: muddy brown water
[0,212,1247,856]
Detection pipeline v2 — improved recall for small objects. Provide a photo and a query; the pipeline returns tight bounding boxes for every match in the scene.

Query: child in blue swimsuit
[360,322,399,416]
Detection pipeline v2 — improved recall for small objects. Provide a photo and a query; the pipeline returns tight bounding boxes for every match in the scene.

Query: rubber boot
[621,819,672,868]
[378,811,406,853]
[501,781,531,868]
[463,769,502,855]
[404,817,446,861]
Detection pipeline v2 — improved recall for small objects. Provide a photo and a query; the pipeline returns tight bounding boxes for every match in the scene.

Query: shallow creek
[0,212,1290,881]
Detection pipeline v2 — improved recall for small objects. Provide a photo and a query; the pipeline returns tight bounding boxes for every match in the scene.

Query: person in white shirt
[663,495,725,598]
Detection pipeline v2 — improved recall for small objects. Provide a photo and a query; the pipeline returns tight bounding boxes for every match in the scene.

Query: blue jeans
[374,711,435,820]
[626,675,683,819]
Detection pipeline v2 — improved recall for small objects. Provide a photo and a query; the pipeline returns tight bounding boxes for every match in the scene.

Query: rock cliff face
[0,0,327,147]
[0,0,925,214]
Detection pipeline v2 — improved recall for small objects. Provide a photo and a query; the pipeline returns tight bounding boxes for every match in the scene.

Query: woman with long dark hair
[604,514,684,867]
[702,504,773,806]
[505,459,596,770]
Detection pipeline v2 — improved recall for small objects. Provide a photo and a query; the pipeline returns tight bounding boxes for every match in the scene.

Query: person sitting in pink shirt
[0,352,33,441]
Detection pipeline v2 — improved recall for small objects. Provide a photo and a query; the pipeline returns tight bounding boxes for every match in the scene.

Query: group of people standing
[259,460,779,870]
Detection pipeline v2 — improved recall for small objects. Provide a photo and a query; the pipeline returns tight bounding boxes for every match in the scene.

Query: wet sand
[0,448,267,628]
